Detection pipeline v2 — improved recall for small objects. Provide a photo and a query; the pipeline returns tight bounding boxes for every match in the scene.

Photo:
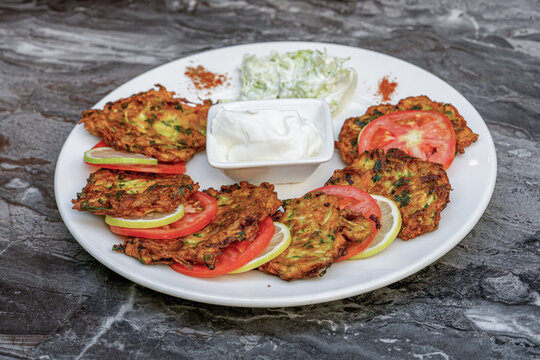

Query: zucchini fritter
[336,95,479,164]
[118,182,282,268]
[259,192,374,281]
[80,85,211,162]
[327,148,451,240]
[72,168,198,218]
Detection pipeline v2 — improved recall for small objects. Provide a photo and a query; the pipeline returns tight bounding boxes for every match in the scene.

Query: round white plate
[55,42,497,307]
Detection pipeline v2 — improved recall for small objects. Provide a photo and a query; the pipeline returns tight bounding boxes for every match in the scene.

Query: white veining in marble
[0,1,538,359]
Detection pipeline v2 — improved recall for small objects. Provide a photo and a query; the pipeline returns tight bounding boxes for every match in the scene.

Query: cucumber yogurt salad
[239,49,357,114]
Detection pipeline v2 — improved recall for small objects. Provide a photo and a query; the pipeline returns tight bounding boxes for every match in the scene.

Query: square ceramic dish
[206,98,334,184]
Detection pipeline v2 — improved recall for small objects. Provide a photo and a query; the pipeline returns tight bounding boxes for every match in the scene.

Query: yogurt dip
[210,108,322,163]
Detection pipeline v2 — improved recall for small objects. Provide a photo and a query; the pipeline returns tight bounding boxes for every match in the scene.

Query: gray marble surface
[1,1,539,359]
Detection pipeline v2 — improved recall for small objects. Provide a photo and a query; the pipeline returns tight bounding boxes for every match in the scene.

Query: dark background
[0,1,538,359]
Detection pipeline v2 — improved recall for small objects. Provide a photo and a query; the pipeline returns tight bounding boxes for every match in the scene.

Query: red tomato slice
[170,216,275,278]
[312,185,381,261]
[86,141,186,174]
[87,161,186,174]
[109,192,217,239]
[357,110,456,169]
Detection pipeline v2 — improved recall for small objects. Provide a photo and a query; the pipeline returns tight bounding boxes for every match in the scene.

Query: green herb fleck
[394,191,411,208]
[80,201,111,211]
[203,255,215,269]
[354,119,368,127]
[115,191,125,200]
[112,244,125,252]
[174,125,192,135]
[392,177,409,188]
[373,159,381,173]
[302,240,313,249]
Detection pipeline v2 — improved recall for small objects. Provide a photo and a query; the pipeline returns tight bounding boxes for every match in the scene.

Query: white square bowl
[206,98,334,184]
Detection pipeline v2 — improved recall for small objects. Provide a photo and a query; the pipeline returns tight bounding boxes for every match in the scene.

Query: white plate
[54,41,497,307]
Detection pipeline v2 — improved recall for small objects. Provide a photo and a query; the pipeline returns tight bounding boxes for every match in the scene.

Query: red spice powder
[184,65,229,91]
[377,76,398,102]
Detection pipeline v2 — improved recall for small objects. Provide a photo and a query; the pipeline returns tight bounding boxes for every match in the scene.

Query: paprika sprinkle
[184,65,229,91]
[377,76,397,102]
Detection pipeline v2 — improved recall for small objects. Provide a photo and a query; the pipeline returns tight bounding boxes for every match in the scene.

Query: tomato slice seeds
[358,110,456,169]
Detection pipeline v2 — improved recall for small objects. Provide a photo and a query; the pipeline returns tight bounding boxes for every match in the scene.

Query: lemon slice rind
[228,222,291,274]
[84,147,158,166]
[105,204,184,229]
[349,195,401,259]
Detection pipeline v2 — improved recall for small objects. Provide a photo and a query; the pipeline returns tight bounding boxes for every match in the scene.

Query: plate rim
[54,41,497,307]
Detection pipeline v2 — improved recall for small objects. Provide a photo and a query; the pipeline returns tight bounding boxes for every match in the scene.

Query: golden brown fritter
[72,168,198,218]
[336,95,479,164]
[327,148,451,240]
[118,182,282,268]
[259,192,374,281]
[79,84,211,163]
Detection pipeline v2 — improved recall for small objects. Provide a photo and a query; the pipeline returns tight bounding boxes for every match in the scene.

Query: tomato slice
[88,161,186,174]
[86,141,186,174]
[357,110,456,169]
[312,185,380,261]
[109,192,217,239]
[312,185,381,220]
[170,216,275,278]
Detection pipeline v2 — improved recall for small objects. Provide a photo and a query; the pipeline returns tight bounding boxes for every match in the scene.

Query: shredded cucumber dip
[239,49,357,114]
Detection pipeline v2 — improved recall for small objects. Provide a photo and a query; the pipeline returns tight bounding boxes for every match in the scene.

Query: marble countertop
[1,1,538,359]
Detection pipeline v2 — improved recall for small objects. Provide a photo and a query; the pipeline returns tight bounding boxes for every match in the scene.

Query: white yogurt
[210,108,322,163]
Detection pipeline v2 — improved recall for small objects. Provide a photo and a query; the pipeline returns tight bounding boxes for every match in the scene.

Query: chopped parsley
[394,191,411,208]
[371,173,382,182]
[392,177,409,188]
[174,125,192,135]
[354,119,368,127]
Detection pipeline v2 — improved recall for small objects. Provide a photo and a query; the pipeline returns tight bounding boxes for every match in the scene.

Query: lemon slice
[105,205,184,229]
[229,222,291,274]
[84,147,158,165]
[349,195,402,259]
